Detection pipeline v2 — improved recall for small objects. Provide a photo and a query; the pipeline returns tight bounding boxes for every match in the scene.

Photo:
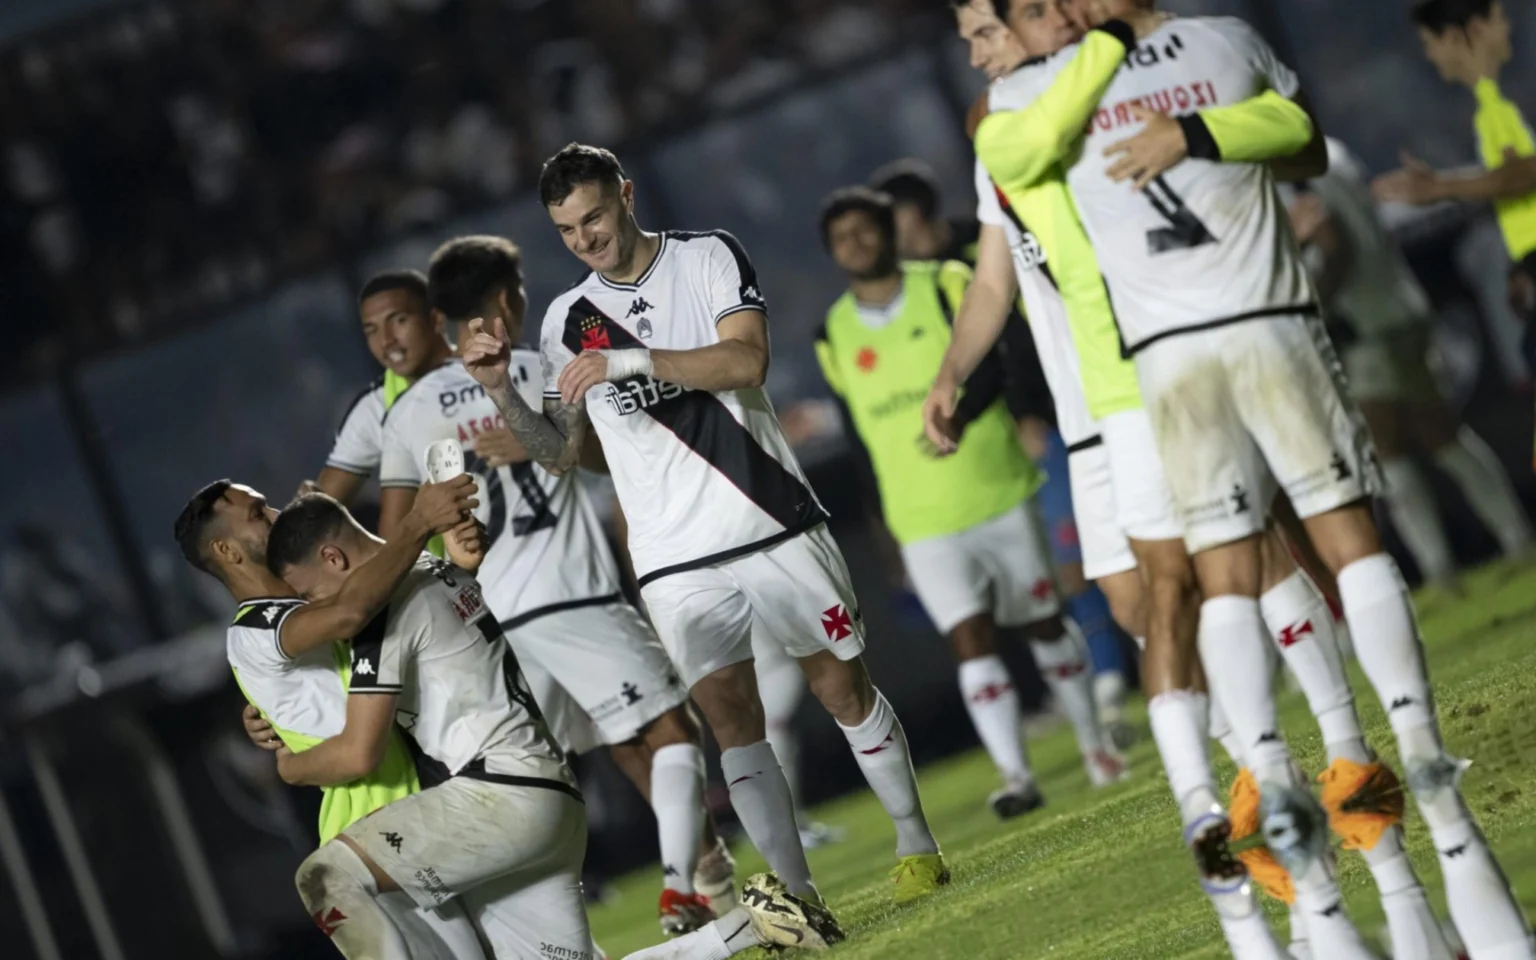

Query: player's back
[350,558,573,788]
[381,357,618,621]
[1304,138,1431,331]
[1059,16,1313,351]
[540,230,827,585]
[226,598,346,742]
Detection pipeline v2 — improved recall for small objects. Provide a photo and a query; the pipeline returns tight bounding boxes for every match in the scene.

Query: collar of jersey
[596,233,668,291]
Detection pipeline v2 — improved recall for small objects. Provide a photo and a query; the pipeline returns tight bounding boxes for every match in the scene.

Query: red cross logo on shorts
[821,604,853,641]
[1276,619,1315,648]
[313,907,348,937]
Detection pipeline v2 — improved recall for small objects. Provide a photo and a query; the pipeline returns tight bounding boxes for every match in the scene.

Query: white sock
[721,742,814,897]
[296,842,409,959]
[1428,814,1533,958]
[1197,596,1290,784]
[652,743,705,894]
[1291,857,1375,959]
[1148,690,1218,824]
[839,690,938,858]
[1435,426,1535,556]
[1259,571,1369,763]
[1207,698,1246,766]
[1365,829,1456,960]
[1029,620,1108,756]
[1287,903,1311,960]
[621,906,756,960]
[957,655,1031,784]
[1382,457,1456,582]
[1220,909,1292,960]
[756,649,807,811]
[1336,555,1436,741]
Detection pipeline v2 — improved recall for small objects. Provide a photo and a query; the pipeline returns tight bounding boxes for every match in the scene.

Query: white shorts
[898,503,1059,634]
[641,525,866,689]
[1066,440,1139,582]
[1135,313,1381,554]
[1100,407,1184,543]
[345,777,591,958]
[509,602,687,749]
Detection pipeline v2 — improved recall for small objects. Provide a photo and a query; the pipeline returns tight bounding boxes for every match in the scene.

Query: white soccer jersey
[226,597,347,740]
[1035,18,1315,351]
[348,557,572,787]
[973,150,1097,446]
[326,379,387,476]
[539,230,828,586]
[380,356,619,625]
[1286,138,1432,336]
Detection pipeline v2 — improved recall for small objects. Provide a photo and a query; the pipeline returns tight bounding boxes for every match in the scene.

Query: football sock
[722,742,815,898]
[652,743,706,894]
[839,690,938,858]
[958,655,1031,784]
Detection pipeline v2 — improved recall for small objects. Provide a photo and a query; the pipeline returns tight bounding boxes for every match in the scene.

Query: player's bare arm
[241,703,283,752]
[552,309,770,407]
[277,476,476,658]
[312,467,369,506]
[441,515,488,574]
[462,316,588,474]
[1373,147,1536,206]
[275,692,398,786]
[924,224,1018,453]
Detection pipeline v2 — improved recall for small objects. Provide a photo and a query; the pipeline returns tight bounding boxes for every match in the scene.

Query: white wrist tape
[602,348,654,380]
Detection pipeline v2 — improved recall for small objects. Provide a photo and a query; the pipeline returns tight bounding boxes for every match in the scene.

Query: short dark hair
[174,479,233,575]
[1412,0,1495,33]
[358,269,429,308]
[428,236,524,322]
[869,158,943,222]
[266,493,350,577]
[539,143,626,207]
[818,186,897,250]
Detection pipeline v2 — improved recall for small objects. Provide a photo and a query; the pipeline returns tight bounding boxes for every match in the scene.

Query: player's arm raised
[275,692,398,786]
[925,223,1019,452]
[312,468,369,506]
[463,316,589,475]
[275,476,476,659]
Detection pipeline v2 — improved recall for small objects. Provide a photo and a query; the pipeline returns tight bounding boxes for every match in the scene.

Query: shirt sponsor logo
[439,382,488,417]
[603,377,688,415]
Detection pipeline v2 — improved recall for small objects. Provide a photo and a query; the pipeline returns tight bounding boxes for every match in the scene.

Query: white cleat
[693,837,738,917]
[740,873,845,950]
[1086,749,1131,787]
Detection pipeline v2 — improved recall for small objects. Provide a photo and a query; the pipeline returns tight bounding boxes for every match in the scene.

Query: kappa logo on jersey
[262,606,281,624]
[626,297,653,318]
[821,604,854,641]
[353,656,375,676]
[603,377,689,415]
[742,284,764,305]
[579,314,611,351]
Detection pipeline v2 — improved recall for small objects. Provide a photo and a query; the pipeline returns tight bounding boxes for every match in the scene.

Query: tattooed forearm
[485,383,584,473]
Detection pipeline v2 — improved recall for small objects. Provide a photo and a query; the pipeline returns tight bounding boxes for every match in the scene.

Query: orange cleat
[658,888,714,936]
[1229,767,1296,904]
[1318,757,1405,852]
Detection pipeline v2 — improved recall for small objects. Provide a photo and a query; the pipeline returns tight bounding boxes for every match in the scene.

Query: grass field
[588,559,1536,959]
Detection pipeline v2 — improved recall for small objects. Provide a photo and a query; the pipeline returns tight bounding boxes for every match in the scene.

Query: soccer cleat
[741,873,845,950]
[1258,780,1331,885]
[1230,768,1296,904]
[1086,749,1131,787]
[1317,757,1405,852]
[693,838,738,917]
[890,853,951,904]
[989,779,1045,819]
[657,889,714,937]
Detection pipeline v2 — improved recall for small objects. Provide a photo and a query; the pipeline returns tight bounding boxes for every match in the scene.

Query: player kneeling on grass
[814,185,1125,816]
[263,493,594,960]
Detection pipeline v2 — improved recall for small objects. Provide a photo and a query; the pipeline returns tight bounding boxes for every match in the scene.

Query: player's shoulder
[990,55,1057,110]
[541,279,599,339]
[664,229,753,269]
[384,360,463,421]
[232,597,305,631]
[1177,14,1266,52]
[340,377,385,420]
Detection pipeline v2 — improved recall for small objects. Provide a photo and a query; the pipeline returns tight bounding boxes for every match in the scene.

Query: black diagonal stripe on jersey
[565,297,825,536]
[398,725,453,789]
[990,184,1060,292]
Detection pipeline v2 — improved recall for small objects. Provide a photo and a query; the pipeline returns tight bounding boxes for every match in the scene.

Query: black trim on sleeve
[1094,19,1137,52]
[347,608,390,688]
[1066,435,1104,455]
[637,520,825,589]
[498,593,624,632]
[1179,113,1221,162]
[1126,303,1320,356]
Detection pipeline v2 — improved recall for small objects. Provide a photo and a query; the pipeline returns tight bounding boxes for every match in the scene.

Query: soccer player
[870,157,1134,738]
[932,2,1443,957]
[976,1,1534,956]
[814,183,1122,815]
[1289,137,1533,585]
[379,234,736,937]
[173,474,486,956]
[465,142,950,946]
[260,493,594,959]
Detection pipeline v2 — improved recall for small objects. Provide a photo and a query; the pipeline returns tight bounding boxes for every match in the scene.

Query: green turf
[591,559,1536,958]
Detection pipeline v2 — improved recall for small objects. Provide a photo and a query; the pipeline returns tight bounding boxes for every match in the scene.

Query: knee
[295,843,354,915]
[692,669,764,747]
[805,655,874,726]
[1106,590,1145,640]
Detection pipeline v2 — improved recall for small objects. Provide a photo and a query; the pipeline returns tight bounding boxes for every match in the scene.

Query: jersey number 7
[1144,176,1217,254]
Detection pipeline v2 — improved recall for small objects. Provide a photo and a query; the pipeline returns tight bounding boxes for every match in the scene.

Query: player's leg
[640,570,827,921]
[900,524,1036,812]
[295,836,412,959]
[751,632,842,850]
[745,527,944,902]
